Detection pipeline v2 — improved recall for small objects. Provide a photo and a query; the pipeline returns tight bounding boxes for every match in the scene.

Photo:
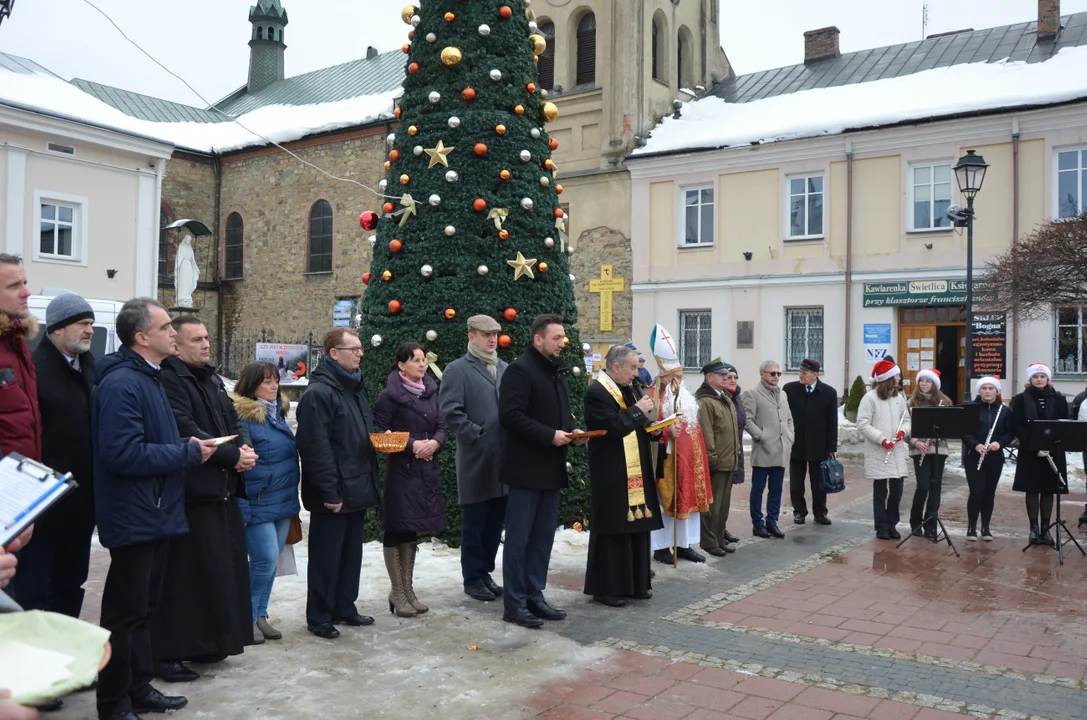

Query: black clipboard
[1,453,77,548]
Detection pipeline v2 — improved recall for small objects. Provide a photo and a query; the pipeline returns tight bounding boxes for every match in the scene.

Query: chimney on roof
[804,26,840,63]
[366,46,378,60]
[1038,0,1060,40]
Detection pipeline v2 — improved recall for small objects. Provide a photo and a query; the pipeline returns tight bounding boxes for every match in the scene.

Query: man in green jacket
[696,358,741,557]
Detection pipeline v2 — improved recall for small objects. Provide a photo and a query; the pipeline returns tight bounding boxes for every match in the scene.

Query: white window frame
[785,173,825,240]
[678,184,714,247]
[678,310,712,370]
[1055,305,1087,375]
[785,307,824,371]
[1054,146,1087,220]
[907,161,954,232]
[33,190,89,266]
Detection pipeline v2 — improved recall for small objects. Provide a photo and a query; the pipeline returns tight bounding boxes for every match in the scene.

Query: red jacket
[0,312,41,461]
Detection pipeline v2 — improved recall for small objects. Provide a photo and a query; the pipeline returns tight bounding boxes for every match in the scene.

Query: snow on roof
[0,61,398,154]
[632,45,1087,158]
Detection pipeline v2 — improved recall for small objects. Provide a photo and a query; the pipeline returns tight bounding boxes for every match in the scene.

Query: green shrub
[845,375,866,414]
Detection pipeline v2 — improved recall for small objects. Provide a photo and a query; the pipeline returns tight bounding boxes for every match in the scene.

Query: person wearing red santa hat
[856,359,911,539]
[1011,363,1068,546]
[963,377,1015,541]
[905,369,952,541]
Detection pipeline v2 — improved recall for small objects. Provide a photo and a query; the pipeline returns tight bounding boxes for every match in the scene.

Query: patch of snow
[633,46,1087,156]
[0,67,398,153]
[837,404,855,427]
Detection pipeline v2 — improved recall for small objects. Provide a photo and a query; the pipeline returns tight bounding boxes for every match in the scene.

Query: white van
[25,291,126,358]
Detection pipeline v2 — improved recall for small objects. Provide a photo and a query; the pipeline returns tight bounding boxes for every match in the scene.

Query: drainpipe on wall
[844,139,854,395]
[152,157,166,298]
[213,155,224,368]
[1011,118,1020,388]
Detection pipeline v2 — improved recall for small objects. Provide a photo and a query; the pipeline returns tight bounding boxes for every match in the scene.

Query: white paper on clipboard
[0,454,75,547]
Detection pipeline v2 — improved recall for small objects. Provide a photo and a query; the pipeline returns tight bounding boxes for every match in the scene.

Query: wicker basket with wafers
[369,432,410,453]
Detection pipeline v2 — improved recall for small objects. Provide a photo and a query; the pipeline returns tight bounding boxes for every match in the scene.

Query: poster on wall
[332,299,357,328]
[256,343,309,385]
[970,313,1007,379]
[863,323,891,363]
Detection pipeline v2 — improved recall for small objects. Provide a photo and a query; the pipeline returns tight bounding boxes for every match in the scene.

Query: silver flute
[884,401,909,465]
[976,404,1002,471]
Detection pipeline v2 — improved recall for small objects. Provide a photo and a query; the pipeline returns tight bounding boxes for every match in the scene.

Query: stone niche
[570,226,633,342]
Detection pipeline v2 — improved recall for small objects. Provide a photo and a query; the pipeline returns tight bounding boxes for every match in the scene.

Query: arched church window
[538,22,555,90]
[224,212,244,280]
[308,200,334,274]
[576,13,596,86]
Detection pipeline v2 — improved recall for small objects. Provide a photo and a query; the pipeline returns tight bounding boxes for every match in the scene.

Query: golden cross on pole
[589,264,625,332]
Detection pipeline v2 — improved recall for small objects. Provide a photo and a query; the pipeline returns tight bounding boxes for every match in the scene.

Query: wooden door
[898,325,937,393]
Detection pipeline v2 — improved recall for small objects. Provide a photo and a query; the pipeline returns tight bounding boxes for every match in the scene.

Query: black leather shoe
[482,574,503,596]
[131,686,188,713]
[753,525,771,538]
[527,600,566,621]
[723,530,740,544]
[889,529,901,540]
[633,589,653,600]
[767,525,785,539]
[793,513,806,525]
[876,530,891,540]
[337,613,375,626]
[653,548,675,564]
[503,607,544,628]
[1029,522,1040,544]
[814,515,832,526]
[99,711,142,720]
[1043,529,1056,547]
[722,543,736,553]
[464,582,496,601]
[704,546,727,557]
[592,595,626,607]
[155,661,199,683]
[676,547,706,562]
[36,699,62,712]
[307,623,340,639]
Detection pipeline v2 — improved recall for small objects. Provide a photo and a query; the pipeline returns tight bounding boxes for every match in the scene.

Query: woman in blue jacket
[233,362,301,642]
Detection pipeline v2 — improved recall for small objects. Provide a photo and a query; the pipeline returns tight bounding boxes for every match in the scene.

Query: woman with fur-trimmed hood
[233,362,301,643]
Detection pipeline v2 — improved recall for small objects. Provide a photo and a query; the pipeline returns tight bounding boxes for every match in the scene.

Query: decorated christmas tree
[359,0,590,542]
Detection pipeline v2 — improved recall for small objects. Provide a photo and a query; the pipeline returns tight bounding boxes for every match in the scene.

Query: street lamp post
[953,149,989,395]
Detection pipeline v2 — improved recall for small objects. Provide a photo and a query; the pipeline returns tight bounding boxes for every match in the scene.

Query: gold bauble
[382,270,393,281]
[541,102,559,122]
[529,34,547,56]
[441,47,464,67]
[400,174,411,185]
[401,4,417,24]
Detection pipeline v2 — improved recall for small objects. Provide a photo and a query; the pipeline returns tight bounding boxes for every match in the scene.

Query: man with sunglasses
[742,361,794,539]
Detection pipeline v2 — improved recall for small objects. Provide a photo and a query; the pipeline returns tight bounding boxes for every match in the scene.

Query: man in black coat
[9,294,97,623]
[296,328,381,639]
[499,314,585,628]
[782,359,838,525]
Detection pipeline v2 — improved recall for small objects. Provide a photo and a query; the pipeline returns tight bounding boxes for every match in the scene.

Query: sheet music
[0,455,68,542]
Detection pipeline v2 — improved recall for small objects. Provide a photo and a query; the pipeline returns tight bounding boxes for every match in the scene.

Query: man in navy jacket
[93,298,216,720]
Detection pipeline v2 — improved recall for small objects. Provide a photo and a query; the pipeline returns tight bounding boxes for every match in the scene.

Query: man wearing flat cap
[783,358,838,526]
[440,315,509,602]
[696,358,743,556]
[10,293,98,625]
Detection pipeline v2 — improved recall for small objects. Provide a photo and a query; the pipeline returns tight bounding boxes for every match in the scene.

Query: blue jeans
[750,466,785,528]
[246,517,291,622]
[502,488,559,612]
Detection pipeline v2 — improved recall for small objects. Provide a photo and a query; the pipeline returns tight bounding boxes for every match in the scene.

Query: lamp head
[954,149,988,200]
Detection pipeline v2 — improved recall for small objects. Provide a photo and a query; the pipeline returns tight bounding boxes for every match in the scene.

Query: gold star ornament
[507,251,538,280]
[423,140,455,168]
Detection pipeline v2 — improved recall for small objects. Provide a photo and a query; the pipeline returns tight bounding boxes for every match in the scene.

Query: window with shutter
[308,200,334,274]
[676,32,682,87]
[224,212,244,279]
[538,22,555,90]
[652,21,659,80]
[576,13,596,87]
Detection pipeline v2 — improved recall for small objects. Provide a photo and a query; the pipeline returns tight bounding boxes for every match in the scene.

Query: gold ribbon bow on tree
[425,351,443,380]
[394,194,418,227]
[487,208,508,231]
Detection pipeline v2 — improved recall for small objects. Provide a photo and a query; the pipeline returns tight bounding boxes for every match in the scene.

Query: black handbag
[819,458,846,494]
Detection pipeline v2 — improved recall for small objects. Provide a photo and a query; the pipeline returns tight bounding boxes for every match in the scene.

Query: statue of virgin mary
[174,234,200,309]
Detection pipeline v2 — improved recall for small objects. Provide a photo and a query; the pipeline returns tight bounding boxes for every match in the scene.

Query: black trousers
[872,478,904,532]
[502,488,559,613]
[966,457,1002,529]
[789,458,827,518]
[97,539,169,715]
[306,510,366,626]
[461,496,507,585]
[909,455,946,532]
[7,511,95,617]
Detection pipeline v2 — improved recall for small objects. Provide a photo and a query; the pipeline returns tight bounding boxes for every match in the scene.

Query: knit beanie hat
[871,359,900,383]
[915,368,941,390]
[1025,362,1051,384]
[46,293,94,334]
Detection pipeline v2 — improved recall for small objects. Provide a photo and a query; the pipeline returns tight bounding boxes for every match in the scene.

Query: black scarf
[1022,386,1056,422]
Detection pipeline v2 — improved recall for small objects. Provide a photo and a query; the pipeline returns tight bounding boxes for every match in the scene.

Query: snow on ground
[837,404,854,427]
[634,45,1087,156]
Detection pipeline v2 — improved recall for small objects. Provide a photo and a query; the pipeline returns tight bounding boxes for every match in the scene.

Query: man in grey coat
[440,315,509,602]
[742,360,795,539]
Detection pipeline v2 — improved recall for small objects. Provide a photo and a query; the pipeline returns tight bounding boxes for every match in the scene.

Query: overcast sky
[2,0,1085,107]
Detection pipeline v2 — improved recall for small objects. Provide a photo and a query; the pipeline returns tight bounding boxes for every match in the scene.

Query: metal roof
[710,11,1087,104]
[215,48,403,117]
[70,78,229,124]
[0,52,62,78]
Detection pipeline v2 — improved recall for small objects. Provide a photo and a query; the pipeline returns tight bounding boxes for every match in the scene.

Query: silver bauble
[566,245,574,256]
[386,133,396,146]
[520,197,534,210]
[530,128,541,139]
[544,236,555,248]
[478,24,491,36]
[569,274,576,282]
[572,366,582,376]
[426,32,437,43]
[413,145,424,156]
[490,69,502,82]
[582,342,592,354]
[411,15,421,27]
[420,264,434,277]
[448,116,461,129]
[540,89,549,99]
[519,149,531,162]
[477,265,489,276]
[379,179,388,190]
[426,330,438,341]
[429,194,442,207]
[428,91,441,104]
[445,225,456,237]
[445,170,459,183]
[528,21,538,33]
[539,176,550,187]
[566,462,573,474]
[367,235,377,246]
[371,334,383,347]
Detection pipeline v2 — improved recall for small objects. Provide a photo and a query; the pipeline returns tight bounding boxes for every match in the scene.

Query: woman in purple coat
[373,342,447,618]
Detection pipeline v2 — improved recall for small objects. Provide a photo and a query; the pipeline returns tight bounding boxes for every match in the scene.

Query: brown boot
[383,546,416,617]
[399,543,428,614]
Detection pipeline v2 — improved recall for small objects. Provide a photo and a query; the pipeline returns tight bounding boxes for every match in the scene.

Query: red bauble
[408,62,420,75]
[503,308,517,322]
[473,198,488,212]
[498,334,512,348]
[499,6,512,19]
[402,43,410,54]
[462,87,477,101]
[394,106,402,119]
[389,149,400,162]
[390,239,404,253]
[549,138,559,150]
[360,211,379,231]
[389,300,402,314]
[474,143,488,157]
[526,83,536,94]
[552,208,564,218]
[362,272,372,285]
[382,202,395,214]
[444,308,457,320]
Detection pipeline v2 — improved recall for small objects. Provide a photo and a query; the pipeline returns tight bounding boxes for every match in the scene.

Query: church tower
[247,0,288,94]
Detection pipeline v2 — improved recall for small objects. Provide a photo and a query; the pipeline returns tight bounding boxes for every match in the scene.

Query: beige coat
[856,389,912,478]
[741,380,794,467]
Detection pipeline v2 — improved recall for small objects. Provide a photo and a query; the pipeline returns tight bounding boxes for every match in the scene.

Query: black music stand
[896,405,978,557]
[1020,420,1087,565]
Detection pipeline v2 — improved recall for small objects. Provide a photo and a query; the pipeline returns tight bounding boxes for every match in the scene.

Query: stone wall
[570,225,632,343]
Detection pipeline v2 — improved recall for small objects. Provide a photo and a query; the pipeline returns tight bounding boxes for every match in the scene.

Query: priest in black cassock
[583,344,668,607]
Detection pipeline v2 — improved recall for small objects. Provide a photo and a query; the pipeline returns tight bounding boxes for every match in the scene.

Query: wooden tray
[571,429,607,439]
